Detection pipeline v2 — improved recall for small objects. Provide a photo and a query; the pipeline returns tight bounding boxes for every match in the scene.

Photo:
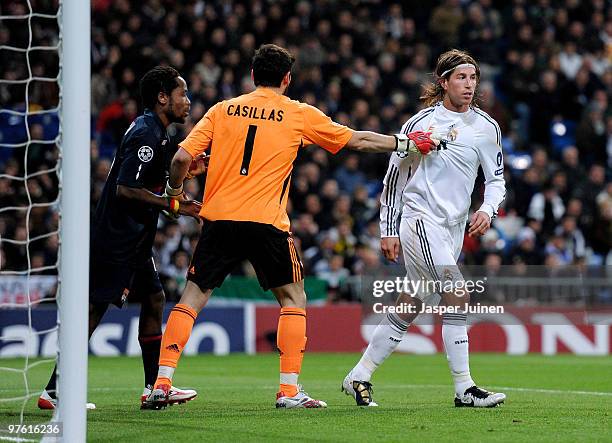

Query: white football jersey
[380,102,506,236]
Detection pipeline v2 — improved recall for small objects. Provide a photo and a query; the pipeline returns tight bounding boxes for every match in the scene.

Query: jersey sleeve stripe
[389,166,400,206]
[391,209,399,235]
[474,109,501,146]
[390,167,400,232]
[385,165,399,206]
[403,108,435,134]
[386,166,399,235]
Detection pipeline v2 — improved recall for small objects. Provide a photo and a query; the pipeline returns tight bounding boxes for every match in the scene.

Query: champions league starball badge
[138,145,154,162]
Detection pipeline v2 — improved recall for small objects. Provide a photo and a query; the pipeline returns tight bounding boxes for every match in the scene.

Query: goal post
[57,0,90,440]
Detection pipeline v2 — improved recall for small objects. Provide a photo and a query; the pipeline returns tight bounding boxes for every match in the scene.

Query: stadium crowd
[0,0,610,301]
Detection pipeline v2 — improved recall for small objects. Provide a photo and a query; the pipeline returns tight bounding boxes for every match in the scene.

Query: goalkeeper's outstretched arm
[344,131,397,153]
[344,131,439,154]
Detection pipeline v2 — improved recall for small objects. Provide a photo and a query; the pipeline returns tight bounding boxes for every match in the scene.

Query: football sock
[154,376,172,388]
[45,366,57,398]
[351,313,409,382]
[139,333,162,388]
[277,307,307,397]
[442,312,474,396]
[155,304,197,388]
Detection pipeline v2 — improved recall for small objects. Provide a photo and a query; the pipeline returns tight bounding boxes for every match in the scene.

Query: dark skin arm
[117,185,171,208]
[116,184,201,219]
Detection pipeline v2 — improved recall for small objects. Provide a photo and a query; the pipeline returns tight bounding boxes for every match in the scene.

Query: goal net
[0,0,89,441]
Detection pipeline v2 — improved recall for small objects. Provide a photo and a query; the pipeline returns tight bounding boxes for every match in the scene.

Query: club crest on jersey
[138,146,154,162]
[447,125,458,141]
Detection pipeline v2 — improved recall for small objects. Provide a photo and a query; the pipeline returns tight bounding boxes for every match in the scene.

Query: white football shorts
[399,215,465,301]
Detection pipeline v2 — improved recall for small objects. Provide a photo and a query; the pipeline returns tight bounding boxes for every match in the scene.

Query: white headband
[440,63,476,78]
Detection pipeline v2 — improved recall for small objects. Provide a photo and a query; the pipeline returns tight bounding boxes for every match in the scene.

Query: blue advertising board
[0,305,253,357]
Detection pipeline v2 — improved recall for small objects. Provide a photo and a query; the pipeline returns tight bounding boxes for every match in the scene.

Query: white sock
[158,365,175,381]
[351,313,408,382]
[279,373,299,386]
[442,313,474,396]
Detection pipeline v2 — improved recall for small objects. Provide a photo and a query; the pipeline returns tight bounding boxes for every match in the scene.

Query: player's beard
[167,100,187,124]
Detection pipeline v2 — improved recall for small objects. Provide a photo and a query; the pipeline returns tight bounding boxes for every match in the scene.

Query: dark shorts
[187,220,304,291]
[90,257,163,308]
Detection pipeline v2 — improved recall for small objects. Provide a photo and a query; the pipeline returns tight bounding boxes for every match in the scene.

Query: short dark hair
[139,66,180,109]
[252,44,295,87]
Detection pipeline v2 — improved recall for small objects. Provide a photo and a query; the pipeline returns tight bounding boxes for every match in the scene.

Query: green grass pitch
[0,353,611,442]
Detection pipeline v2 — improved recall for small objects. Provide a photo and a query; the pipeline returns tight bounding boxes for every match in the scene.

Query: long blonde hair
[420,49,481,107]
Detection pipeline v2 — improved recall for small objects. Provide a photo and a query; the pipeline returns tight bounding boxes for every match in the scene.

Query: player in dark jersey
[38,66,203,410]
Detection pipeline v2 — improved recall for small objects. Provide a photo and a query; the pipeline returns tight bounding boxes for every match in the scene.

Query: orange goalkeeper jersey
[179,88,354,231]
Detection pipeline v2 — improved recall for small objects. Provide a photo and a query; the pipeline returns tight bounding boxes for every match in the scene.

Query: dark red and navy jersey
[91,109,171,267]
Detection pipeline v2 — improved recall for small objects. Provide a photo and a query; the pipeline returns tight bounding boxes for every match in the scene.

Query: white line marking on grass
[2,385,610,397]
[491,386,612,397]
[0,436,38,442]
[386,383,612,397]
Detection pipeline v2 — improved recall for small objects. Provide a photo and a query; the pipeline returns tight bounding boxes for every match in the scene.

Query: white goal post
[56,0,90,440]
[0,0,90,441]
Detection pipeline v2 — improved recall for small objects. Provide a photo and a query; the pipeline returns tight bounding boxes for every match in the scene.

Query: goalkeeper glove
[394,131,439,155]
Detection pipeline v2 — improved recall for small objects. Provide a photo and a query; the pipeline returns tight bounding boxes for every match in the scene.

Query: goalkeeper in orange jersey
[142,44,438,410]
[38,66,204,410]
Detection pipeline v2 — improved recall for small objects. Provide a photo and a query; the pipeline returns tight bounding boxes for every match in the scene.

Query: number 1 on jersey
[240,124,258,176]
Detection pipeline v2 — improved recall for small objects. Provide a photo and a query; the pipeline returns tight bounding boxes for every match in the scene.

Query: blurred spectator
[429,0,464,49]
[554,215,586,263]
[334,155,366,194]
[161,250,191,299]
[559,41,583,80]
[560,146,587,184]
[507,227,544,266]
[315,254,350,302]
[576,104,608,166]
[293,213,319,253]
[527,182,566,236]
[545,233,572,266]
[530,70,564,146]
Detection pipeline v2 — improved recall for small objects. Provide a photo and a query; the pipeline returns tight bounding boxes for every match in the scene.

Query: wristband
[393,133,409,152]
[165,181,183,197]
[408,140,418,153]
[166,197,179,215]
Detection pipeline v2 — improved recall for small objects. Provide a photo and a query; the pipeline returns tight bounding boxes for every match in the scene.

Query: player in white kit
[343,50,507,408]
